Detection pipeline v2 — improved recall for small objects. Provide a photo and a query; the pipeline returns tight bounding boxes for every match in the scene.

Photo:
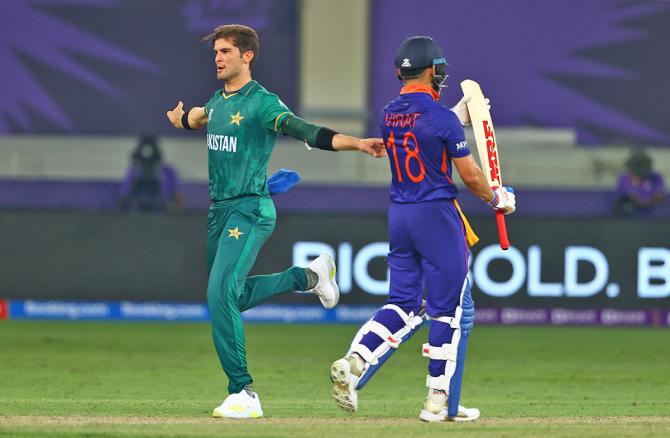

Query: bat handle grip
[496,210,510,250]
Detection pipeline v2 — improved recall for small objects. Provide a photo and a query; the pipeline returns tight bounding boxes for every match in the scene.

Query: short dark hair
[202,24,259,69]
[398,67,427,80]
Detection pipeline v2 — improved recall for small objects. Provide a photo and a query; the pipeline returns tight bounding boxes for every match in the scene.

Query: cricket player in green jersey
[166,24,385,419]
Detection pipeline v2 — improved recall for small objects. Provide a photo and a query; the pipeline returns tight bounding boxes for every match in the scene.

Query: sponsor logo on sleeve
[456,140,469,151]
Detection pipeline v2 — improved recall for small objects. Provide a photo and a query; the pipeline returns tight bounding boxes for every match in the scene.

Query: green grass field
[1,321,669,437]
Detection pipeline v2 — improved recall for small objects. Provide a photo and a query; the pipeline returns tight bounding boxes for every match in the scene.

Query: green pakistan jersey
[203,80,293,202]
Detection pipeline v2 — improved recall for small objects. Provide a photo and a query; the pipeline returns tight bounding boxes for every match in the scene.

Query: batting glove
[488,186,516,215]
[451,95,491,127]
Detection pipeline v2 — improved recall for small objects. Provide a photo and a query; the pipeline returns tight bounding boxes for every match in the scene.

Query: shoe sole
[421,411,479,423]
[327,259,340,309]
[447,412,480,422]
[212,410,263,419]
[316,255,340,309]
[330,359,356,412]
[419,409,446,422]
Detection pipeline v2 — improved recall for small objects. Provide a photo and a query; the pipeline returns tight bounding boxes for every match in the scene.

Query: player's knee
[206,278,239,305]
[384,298,422,317]
[373,307,409,332]
[460,278,475,331]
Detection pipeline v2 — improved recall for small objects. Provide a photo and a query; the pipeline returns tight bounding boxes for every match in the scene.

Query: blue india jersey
[380,84,471,203]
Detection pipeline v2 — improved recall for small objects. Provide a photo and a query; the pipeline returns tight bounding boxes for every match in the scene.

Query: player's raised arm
[166,101,208,130]
[258,92,385,158]
[274,114,385,158]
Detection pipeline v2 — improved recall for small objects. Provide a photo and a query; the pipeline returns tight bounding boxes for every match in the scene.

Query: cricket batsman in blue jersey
[330,36,516,422]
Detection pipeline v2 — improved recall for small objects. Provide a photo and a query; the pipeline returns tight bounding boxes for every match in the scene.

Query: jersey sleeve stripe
[273,112,293,132]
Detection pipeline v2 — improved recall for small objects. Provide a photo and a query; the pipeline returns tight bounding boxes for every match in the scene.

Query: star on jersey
[227,226,244,240]
[230,111,245,126]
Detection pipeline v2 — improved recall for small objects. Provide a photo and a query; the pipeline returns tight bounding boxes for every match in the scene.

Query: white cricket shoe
[212,388,263,419]
[419,389,447,422]
[419,389,480,422]
[448,405,480,422]
[308,254,339,309]
[330,357,359,412]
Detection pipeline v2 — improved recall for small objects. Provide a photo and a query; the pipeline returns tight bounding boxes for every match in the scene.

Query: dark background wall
[2,210,668,310]
[0,210,207,300]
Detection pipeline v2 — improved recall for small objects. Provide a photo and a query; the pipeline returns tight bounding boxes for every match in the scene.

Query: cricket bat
[460,79,510,250]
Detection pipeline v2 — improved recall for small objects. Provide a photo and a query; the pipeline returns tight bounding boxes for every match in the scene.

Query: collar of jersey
[222,80,257,99]
[400,84,439,101]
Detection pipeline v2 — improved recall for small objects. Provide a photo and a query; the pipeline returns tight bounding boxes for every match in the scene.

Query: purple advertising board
[0,0,298,135]
[370,0,670,145]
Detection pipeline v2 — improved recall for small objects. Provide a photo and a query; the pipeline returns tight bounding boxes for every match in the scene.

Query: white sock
[428,388,447,405]
[347,354,365,377]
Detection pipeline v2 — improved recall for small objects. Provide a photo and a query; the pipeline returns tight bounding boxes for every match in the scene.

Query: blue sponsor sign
[8,300,210,322]
[3,300,669,326]
[4,300,378,323]
[9,300,114,320]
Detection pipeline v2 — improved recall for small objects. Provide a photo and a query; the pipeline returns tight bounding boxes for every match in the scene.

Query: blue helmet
[394,36,448,93]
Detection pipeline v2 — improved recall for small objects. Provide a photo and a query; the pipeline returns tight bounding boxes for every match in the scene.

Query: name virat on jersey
[207,134,238,152]
[385,112,421,129]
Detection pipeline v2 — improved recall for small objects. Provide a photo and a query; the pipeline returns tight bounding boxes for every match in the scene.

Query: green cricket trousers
[206,195,308,394]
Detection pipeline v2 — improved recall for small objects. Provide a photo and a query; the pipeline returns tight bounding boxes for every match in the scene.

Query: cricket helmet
[394,36,448,93]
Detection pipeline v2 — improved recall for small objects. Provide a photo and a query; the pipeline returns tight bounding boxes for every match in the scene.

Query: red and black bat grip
[496,210,510,250]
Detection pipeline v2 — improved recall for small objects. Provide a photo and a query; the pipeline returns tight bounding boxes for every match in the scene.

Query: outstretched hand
[166,101,185,128]
[359,138,387,158]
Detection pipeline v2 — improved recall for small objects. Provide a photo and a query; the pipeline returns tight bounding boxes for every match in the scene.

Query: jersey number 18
[386,130,425,183]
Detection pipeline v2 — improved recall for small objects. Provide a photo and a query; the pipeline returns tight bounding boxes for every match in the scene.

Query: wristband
[488,190,499,207]
[181,109,194,131]
[314,127,337,151]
